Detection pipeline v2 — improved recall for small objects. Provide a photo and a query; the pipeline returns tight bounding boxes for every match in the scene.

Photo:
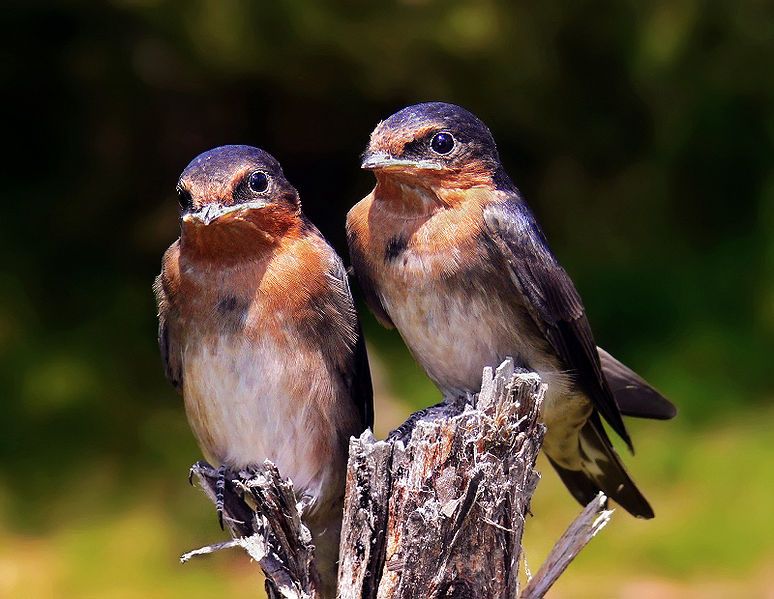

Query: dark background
[1,2,772,596]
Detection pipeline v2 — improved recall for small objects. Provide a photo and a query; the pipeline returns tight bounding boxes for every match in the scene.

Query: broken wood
[187,461,321,599]
[183,359,613,598]
[521,493,613,599]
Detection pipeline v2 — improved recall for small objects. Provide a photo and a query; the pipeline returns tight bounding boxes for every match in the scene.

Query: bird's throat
[374,173,447,218]
[180,219,276,265]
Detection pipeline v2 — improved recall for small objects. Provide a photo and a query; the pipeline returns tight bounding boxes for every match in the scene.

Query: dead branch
[182,359,612,599]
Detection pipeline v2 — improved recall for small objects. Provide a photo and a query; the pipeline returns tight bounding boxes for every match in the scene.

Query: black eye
[176,186,192,211]
[248,171,270,193]
[430,132,455,155]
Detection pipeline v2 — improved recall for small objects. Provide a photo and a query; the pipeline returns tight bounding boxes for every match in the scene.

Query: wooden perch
[187,461,321,598]
[183,359,613,598]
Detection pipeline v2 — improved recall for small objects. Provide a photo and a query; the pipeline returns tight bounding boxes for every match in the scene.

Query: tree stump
[184,359,613,598]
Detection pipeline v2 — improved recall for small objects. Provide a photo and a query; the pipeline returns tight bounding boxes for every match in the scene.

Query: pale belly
[181,334,344,505]
[381,279,592,467]
[381,279,566,394]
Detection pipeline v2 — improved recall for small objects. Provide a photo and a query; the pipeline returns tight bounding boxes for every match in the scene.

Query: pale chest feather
[377,240,558,387]
[182,328,348,506]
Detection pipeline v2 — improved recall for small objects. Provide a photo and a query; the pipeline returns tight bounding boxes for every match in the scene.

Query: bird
[154,145,373,594]
[347,102,675,518]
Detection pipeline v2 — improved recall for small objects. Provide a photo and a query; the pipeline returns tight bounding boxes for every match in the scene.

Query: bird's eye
[248,171,270,193]
[176,187,192,211]
[430,132,455,155]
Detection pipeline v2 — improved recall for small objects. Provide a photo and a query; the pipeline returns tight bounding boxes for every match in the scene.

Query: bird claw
[188,464,198,486]
[387,399,448,441]
[187,461,230,529]
[188,460,213,486]
[297,492,315,516]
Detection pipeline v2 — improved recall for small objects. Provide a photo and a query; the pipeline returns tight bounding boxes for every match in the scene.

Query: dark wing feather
[483,198,632,451]
[329,256,375,430]
[598,346,676,420]
[351,322,375,430]
[549,413,654,518]
[346,228,394,329]
[153,271,183,392]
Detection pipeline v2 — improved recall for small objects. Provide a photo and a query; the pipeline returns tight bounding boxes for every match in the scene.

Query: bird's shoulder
[156,239,182,305]
[346,191,395,327]
[155,239,183,392]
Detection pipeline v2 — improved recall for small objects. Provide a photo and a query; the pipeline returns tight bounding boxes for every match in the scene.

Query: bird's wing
[598,346,676,420]
[153,242,183,392]
[329,256,375,430]
[483,197,632,451]
[346,223,394,329]
[548,412,654,518]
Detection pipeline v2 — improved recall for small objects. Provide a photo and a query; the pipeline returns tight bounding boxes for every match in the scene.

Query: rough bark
[186,461,321,599]
[182,359,613,598]
[337,360,544,599]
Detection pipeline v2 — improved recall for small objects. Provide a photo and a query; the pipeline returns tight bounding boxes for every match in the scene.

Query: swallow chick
[347,102,675,518]
[155,145,373,594]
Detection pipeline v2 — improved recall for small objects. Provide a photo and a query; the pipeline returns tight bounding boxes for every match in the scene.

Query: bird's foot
[387,399,450,442]
[189,460,220,485]
[187,461,231,530]
[297,492,315,517]
[215,464,228,530]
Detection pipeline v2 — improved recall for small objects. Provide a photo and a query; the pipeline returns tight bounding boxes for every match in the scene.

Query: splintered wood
[188,461,321,599]
[184,359,613,599]
[338,360,545,598]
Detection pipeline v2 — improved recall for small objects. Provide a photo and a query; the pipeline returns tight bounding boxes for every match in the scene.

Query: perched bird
[347,102,675,518]
[155,145,373,593]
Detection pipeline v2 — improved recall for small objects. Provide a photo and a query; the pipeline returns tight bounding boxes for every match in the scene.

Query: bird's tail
[598,347,677,420]
[547,414,655,519]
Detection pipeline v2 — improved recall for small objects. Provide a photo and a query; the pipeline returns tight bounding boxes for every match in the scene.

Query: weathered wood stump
[186,461,321,599]
[184,359,613,599]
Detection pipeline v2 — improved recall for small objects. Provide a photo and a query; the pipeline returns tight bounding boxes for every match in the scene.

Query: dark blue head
[362,102,507,188]
[176,145,299,222]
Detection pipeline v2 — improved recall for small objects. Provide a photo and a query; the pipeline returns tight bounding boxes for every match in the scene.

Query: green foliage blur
[1,1,772,596]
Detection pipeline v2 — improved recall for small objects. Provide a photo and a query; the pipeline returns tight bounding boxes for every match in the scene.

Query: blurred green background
[2,1,773,597]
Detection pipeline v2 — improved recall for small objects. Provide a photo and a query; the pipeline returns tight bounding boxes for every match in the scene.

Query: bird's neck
[373,174,444,218]
[180,217,301,267]
[373,171,495,218]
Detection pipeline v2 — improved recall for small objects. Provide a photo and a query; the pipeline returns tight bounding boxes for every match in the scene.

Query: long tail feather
[598,347,676,420]
[548,414,654,519]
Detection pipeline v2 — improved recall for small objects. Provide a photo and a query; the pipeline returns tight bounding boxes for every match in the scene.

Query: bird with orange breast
[155,145,373,594]
[347,103,675,518]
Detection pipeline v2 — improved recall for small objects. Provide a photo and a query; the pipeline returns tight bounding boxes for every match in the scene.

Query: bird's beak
[183,201,269,226]
[361,151,443,172]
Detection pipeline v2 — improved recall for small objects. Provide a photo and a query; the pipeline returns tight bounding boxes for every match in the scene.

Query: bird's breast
[378,248,567,397]
[182,329,347,506]
[175,238,358,512]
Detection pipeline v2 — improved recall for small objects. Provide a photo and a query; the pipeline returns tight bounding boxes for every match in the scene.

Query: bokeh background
[2,1,773,597]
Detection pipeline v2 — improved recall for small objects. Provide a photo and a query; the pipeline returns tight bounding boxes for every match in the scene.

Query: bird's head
[361,103,508,199]
[176,145,301,259]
